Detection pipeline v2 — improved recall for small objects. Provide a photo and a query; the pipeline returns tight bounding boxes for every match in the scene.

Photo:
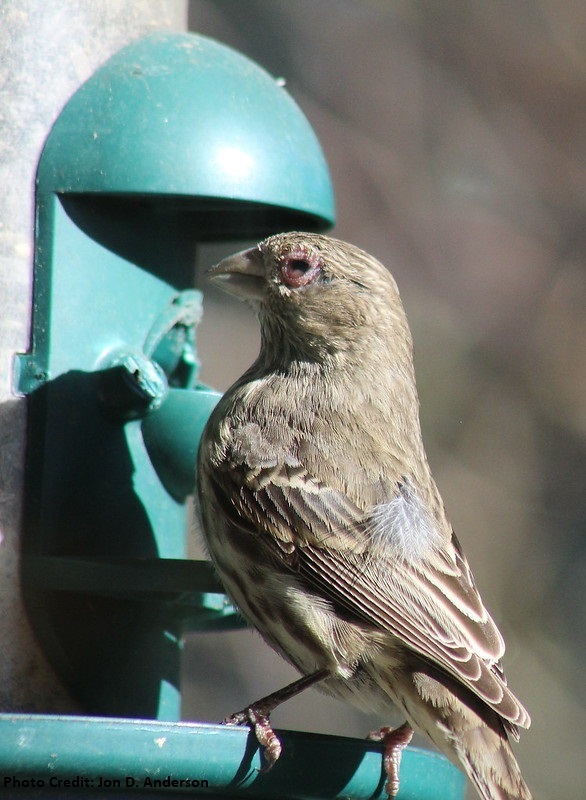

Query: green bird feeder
[5,31,465,800]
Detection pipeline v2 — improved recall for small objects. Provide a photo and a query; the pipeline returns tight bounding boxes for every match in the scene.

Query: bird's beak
[207,247,265,302]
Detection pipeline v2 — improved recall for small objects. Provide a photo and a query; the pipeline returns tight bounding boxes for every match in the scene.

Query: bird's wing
[207,462,530,731]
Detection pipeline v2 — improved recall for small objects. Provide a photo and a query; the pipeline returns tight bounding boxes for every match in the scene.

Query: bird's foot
[222,670,330,773]
[223,704,282,772]
[367,721,414,798]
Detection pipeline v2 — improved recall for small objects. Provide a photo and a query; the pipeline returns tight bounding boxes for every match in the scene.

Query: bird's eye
[279,251,323,288]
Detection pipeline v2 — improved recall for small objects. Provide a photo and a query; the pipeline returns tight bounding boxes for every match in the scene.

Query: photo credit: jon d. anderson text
[3,775,210,790]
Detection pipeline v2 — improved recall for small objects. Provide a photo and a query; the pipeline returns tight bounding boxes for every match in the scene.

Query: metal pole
[0,0,187,712]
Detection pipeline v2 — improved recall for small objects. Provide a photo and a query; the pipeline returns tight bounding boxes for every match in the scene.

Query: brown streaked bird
[197,232,531,800]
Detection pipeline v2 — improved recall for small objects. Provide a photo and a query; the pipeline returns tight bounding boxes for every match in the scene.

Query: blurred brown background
[183,3,586,798]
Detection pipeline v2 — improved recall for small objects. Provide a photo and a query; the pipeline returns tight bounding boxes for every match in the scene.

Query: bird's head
[207,232,412,368]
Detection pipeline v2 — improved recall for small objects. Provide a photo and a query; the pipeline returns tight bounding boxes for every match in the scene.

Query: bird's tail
[454,723,532,800]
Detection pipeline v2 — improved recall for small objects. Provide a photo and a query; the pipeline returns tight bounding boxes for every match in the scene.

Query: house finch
[197,232,531,800]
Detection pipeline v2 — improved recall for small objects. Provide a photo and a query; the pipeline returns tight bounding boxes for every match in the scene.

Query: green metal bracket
[14,31,335,722]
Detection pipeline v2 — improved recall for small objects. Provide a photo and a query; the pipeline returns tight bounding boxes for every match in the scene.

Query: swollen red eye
[279,249,323,287]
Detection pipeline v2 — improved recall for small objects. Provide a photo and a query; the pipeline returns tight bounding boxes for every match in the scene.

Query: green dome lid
[38,32,335,237]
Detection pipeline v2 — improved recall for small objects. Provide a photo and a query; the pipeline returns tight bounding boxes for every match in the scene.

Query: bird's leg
[367,721,414,798]
[223,668,330,771]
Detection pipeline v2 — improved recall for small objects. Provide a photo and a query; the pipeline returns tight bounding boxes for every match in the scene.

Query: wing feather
[208,463,530,729]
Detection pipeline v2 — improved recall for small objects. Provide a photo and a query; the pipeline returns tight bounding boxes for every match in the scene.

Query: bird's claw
[367,721,414,798]
[223,705,282,772]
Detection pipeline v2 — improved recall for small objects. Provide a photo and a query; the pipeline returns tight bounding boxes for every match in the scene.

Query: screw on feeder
[97,352,169,420]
